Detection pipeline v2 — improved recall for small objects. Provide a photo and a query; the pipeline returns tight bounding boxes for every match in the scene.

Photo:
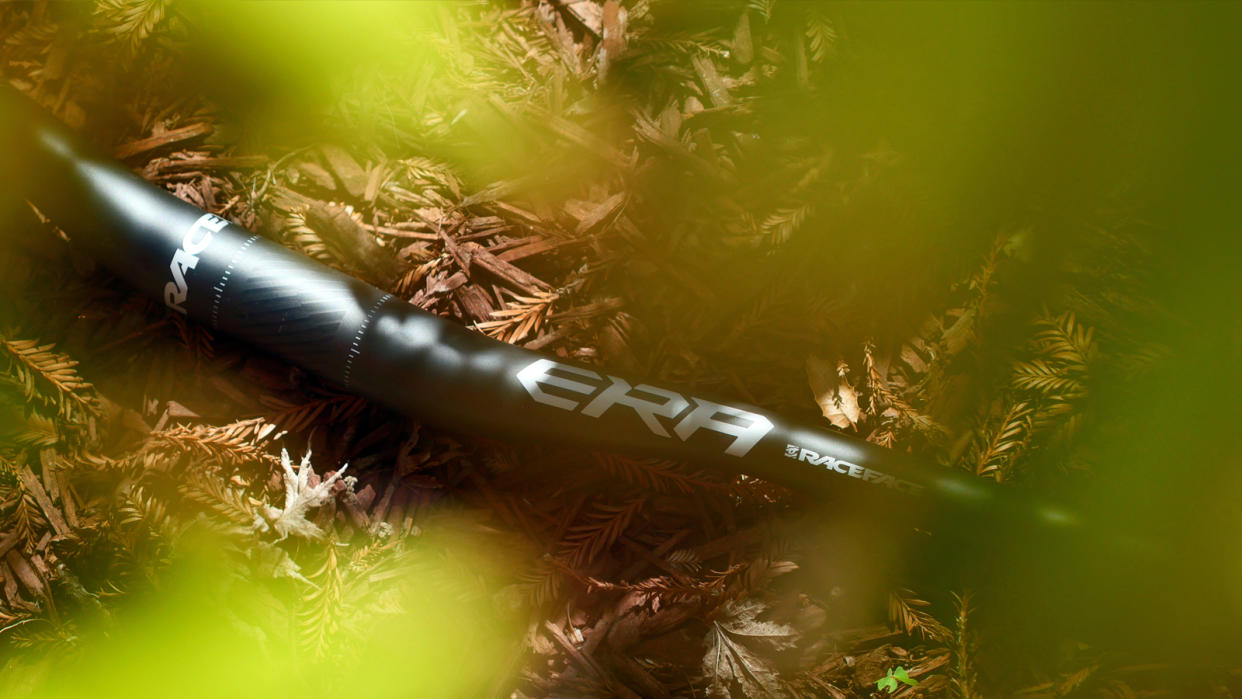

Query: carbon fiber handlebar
[0,87,1081,538]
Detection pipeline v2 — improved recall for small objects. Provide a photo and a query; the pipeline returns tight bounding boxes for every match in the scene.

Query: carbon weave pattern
[214,240,359,382]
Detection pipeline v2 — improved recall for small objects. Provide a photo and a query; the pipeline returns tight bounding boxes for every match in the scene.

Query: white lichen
[255,449,347,540]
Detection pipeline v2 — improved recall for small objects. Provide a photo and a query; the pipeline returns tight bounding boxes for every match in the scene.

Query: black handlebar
[0,86,1084,541]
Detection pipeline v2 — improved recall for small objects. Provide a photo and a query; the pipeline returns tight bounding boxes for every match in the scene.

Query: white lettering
[516,359,600,410]
[164,213,228,314]
[516,359,774,458]
[784,443,922,494]
[580,377,689,437]
[673,398,774,457]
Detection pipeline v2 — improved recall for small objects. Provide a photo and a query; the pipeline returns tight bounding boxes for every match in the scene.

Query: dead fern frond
[8,413,61,449]
[1012,314,1094,402]
[586,562,745,605]
[628,34,731,62]
[737,558,799,594]
[261,392,368,433]
[746,0,775,23]
[476,290,558,344]
[93,0,173,53]
[5,485,47,553]
[863,341,945,440]
[585,574,706,603]
[0,334,96,416]
[516,559,562,608]
[969,399,1033,481]
[3,12,58,52]
[938,232,1012,359]
[282,210,336,265]
[804,8,837,63]
[1056,663,1099,695]
[3,618,78,653]
[1032,312,1096,371]
[117,485,174,537]
[759,203,814,247]
[666,548,702,574]
[299,537,347,660]
[1012,359,1085,398]
[951,591,980,699]
[888,588,950,642]
[594,453,736,494]
[179,470,262,531]
[1007,311,1097,459]
[559,497,645,568]
[750,154,832,247]
[143,418,280,468]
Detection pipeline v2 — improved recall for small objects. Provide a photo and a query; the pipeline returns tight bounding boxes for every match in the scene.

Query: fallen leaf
[701,598,798,697]
[806,356,862,429]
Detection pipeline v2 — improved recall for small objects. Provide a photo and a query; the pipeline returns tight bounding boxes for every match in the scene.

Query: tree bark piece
[17,464,71,539]
[461,242,554,294]
[157,155,268,174]
[114,122,212,160]
[319,144,369,199]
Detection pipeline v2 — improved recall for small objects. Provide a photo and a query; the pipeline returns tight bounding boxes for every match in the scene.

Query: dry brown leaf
[806,356,861,429]
[701,598,798,697]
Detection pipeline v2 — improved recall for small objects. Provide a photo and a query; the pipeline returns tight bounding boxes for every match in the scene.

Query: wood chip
[431,271,469,295]
[440,226,474,273]
[55,472,79,528]
[114,122,212,160]
[543,620,606,682]
[38,449,59,501]
[340,491,371,531]
[0,530,20,560]
[28,553,52,580]
[4,550,45,598]
[361,222,439,241]
[157,155,268,174]
[575,192,626,234]
[319,144,369,199]
[456,284,497,322]
[363,164,385,203]
[488,200,545,227]
[305,202,399,285]
[0,559,18,603]
[598,0,627,82]
[167,400,201,418]
[692,55,732,108]
[17,464,71,539]
[561,0,603,35]
[295,161,337,191]
[461,242,554,294]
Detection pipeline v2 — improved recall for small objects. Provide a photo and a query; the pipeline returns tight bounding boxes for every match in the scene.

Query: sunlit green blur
[0,521,525,698]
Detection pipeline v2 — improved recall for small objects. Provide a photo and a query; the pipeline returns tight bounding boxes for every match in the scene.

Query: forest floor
[1,2,1240,697]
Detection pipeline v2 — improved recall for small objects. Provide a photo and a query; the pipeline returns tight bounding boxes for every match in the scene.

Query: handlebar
[0,86,1082,541]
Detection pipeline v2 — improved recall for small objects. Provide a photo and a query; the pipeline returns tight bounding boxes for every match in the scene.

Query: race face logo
[164,213,230,314]
[516,358,773,457]
[784,444,923,494]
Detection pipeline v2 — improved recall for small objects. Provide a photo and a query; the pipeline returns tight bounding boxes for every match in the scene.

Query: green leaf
[894,666,919,687]
[878,667,918,693]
